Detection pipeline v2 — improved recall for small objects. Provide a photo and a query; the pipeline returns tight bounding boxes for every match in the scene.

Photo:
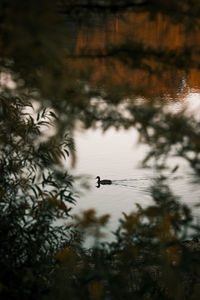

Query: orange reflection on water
[72,11,200,100]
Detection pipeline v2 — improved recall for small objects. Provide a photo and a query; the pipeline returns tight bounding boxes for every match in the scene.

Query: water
[68,11,200,238]
[70,99,200,239]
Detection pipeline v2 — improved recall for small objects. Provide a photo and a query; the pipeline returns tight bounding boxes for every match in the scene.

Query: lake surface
[63,8,200,242]
[70,92,200,240]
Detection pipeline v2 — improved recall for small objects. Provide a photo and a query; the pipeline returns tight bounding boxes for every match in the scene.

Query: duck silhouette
[96,176,112,188]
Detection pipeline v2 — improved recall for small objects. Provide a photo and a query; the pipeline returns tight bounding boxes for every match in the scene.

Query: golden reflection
[72,11,200,100]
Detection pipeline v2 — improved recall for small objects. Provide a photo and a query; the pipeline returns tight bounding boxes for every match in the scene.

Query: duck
[96,176,112,188]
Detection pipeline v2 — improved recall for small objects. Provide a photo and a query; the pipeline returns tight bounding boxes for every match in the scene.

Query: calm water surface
[71,93,200,239]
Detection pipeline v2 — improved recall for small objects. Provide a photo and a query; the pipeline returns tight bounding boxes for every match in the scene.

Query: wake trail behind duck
[112,178,149,182]
[112,175,189,183]
[112,182,150,193]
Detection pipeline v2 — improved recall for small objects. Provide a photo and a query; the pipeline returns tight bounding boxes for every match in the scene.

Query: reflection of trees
[1,0,200,299]
[74,10,200,99]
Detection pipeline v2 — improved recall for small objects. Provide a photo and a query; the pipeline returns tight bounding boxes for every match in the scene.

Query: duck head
[96,176,100,188]
[96,176,100,182]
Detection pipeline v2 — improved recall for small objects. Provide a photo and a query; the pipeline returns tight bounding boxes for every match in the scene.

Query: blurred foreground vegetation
[1,0,200,299]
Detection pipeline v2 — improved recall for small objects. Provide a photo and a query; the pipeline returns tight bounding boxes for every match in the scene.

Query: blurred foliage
[46,179,200,300]
[1,0,200,299]
[0,95,79,298]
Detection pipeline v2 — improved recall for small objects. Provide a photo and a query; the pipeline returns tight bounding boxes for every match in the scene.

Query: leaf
[64,149,70,156]
[171,165,179,173]
[49,111,58,119]
[41,108,47,118]
[36,112,40,121]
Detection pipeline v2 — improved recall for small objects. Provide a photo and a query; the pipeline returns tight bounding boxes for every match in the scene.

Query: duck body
[96,176,112,187]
